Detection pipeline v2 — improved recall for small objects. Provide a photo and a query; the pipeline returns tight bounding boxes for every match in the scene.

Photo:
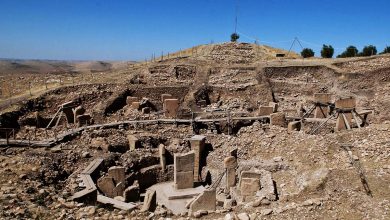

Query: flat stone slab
[82,158,104,175]
[149,182,205,215]
[97,195,138,211]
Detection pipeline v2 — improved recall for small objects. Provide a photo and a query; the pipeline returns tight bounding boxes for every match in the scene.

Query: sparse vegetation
[230,33,240,42]
[321,44,334,58]
[301,48,315,58]
[380,46,390,54]
[359,45,377,57]
[337,46,358,58]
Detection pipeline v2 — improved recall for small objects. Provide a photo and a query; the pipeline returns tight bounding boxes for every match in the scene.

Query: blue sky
[0,0,389,61]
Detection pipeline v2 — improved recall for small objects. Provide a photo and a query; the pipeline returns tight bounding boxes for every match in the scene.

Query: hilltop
[0,42,390,219]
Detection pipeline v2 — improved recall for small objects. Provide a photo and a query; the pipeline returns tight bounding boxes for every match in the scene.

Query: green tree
[230,33,240,42]
[337,46,358,58]
[320,44,334,58]
[301,48,315,58]
[359,45,377,56]
[380,46,390,54]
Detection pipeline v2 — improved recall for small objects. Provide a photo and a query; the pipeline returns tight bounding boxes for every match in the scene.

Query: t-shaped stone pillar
[335,97,356,131]
[313,93,331,118]
[161,94,173,108]
[73,106,85,124]
[190,135,206,182]
[174,151,195,189]
[60,101,75,124]
[164,99,179,118]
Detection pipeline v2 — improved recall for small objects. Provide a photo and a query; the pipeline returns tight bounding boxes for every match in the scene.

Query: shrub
[301,48,315,58]
[321,44,334,58]
[337,46,358,58]
[230,33,240,42]
[380,46,390,54]
[359,45,377,56]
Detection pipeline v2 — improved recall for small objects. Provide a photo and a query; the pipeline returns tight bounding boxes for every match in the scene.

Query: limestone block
[113,182,125,197]
[126,96,138,105]
[97,176,115,198]
[174,151,195,172]
[164,99,179,118]
[127,135,140,150]
[270,112,286,127]
[108,166,125,184]
[226,168,236,193]
[313,93,331,118]
[141,189,156,212]
[161,94,173,105]
[269,102,278,113]
[174,171,194,189]
[314,93,331,104]
[256,170,276,201]
[224,156,238,169]
[240,178,260,196]
[124,185,140,202]
[288,121,302,133]
[159,144,166,171]
[258,106,274,116]
[174,151,195,189]
[335,98,356,131]
[190,135,206,181]
[189,189,216,213]
[131,102,140,110]
[335,97,356,109]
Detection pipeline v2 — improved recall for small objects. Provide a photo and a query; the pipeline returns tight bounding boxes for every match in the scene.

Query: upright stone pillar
[127,134,140,150]
[61,101,75,124]
[108,166,125,184]
[73,106,86,124]
[269,102,278,113]
[313,93,331,118]
[174,151,195,189]
[270,112,287,127]
[335,97,356,131]
[161,94,173,108]
[164,99,179,118]
[224,156,237,193]
[190,135,206,182]
[159,144,166,172]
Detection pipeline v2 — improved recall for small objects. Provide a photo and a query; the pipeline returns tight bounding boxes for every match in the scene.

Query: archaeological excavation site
[1,42,390,219]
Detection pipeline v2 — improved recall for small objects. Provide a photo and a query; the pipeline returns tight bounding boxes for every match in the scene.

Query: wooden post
[352,112,361,129]
[227,110,231,135]
[341,112,351,130]
[6,130,9,146]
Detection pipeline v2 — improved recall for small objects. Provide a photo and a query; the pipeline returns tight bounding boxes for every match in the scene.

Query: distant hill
[0,59,136,75]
